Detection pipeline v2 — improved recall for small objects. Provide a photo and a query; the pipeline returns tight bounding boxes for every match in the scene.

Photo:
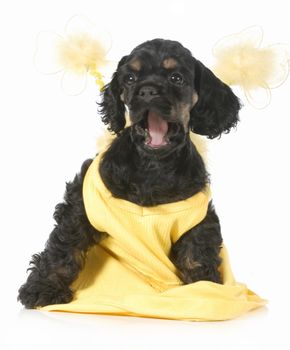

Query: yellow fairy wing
[212,26,290,109]
[60,15,112,90]
[64,14,112,55]
[264,44,290,89]
[34,15,112,94]
[243,86,272,110]
[212,25,264,59]
[212,26,265,88]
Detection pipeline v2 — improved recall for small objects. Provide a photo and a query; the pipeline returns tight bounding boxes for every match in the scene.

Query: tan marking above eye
[129,58,142,71]
[163,58,178,69]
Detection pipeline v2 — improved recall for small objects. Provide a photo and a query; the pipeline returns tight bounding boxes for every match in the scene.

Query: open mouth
[132,109,185,150]
[138,110,172,148]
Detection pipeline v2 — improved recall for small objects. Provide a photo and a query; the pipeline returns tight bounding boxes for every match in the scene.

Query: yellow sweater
[41,151,267,321]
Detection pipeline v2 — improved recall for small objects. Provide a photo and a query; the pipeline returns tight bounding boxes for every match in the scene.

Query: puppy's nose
[138,85,159,102]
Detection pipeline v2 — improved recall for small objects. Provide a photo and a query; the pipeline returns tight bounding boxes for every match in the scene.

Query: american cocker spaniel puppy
[18,39,241,308]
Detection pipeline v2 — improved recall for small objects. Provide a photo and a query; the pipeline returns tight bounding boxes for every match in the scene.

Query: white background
[1,0,290,349]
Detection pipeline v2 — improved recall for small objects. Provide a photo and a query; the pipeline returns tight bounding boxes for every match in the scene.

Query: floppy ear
[98,56,128,135]
[189,60,241,139]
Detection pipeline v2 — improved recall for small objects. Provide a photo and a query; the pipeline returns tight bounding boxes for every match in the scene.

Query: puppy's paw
[18,279,73,308]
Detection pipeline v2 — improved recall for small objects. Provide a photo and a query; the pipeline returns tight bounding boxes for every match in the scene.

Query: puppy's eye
[170,72,184,85]
[124,73,137,85]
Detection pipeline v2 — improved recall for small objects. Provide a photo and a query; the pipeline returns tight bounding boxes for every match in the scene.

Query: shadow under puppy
[18,39,241,308]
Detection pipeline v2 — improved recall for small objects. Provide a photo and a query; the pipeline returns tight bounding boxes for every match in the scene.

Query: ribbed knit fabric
[41,152,267,321]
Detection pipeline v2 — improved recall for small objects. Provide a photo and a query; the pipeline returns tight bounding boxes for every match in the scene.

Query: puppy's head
[99,39,241,152]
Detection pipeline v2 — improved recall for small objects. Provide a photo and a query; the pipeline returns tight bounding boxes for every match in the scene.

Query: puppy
[18,39,241,308]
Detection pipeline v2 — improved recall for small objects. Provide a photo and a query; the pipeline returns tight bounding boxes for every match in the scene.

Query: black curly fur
[99,127,209,206]
[98,56,128,135]
[189,60,241,138]
[18,39,241,308]
[170,201,223,283]
[18,159,102,308]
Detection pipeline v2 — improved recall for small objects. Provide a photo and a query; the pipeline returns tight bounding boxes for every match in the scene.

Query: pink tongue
[147,111,168,146]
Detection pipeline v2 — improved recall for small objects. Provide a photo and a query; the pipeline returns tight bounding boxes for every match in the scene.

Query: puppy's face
[99,39,241,153]
[118,41,198,150]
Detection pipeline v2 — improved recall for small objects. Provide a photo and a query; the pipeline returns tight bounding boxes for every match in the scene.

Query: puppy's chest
[103,168,203,206]
[83,153,210,277]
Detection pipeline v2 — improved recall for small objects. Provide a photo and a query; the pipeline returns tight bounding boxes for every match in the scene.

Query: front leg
[170,201,223,284]
[18,159,102,308]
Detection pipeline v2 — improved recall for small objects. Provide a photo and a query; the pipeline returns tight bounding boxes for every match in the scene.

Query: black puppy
[18,39,241,308]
